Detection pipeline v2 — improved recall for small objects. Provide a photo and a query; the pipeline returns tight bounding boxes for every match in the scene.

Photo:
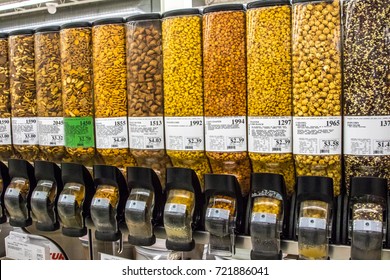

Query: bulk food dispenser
[294,176,333,260]
[4,159,36,227]
[0,162,10,224]
[246,173,287,260]
[57,163,94,237]
[90,165,128,242]
[30,161,63,231]
[345,177,388,260]
[164,167,203,252]
[204,174,243,257]
[125,167,164,246]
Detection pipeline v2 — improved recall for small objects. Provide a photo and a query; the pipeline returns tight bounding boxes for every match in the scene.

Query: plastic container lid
[203,4,244,14]
[162,8,200,18]
[60,22,91,30]
[35,26,60,33]
[9,29,34,36]
[205,174,240,198]
[350,177,387,199]
[92,18,124,26]
[247,0,290,9]
[0,33,8,39]
[296,176,333,204]
[125,13,161,22]
[250,173,286,199]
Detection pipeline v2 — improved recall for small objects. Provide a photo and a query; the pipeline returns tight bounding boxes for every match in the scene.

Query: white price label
[5,237,49,260]
[344,116,390,156]
[165,116,205,151]
[165,203,186,214]
[293,116,342,155]
[353,220,382,233]
[92,197,110,207]
[12,117,39,145]
[205,116,247,152]
[38,117,65,146]
[251,212,277,224]
[248,116,292,153]
[206,208,230,220]
[58,194,76,204]
[126,200,146,211]
[0,117,11,145]
[129,117,164,150]
[299,217,327,230]
[95,117,129,149]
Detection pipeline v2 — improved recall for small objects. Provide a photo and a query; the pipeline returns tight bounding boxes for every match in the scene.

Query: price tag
[205,116,247,152]
[5,235,49,260]
[126,200,146,211]
[293,116,342,155]
[206,208,230,220]
[64,116,95,148]
[165,116,205,151]
[128,117,164,150]
[38,117,65,146]
[299,217,327,230]
[165,203,186,214]
[95,117,129,149]
[344,116,390,156]
[353,220,382,233]
[251,212,277,224]
[12,117,39,145]
[0,117,11,145]
[248,116,292,153]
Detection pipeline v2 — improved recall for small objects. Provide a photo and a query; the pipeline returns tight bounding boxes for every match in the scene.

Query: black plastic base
[0,214,7,224]
[36,222,60,232]
[250,250,282,260]
[62,226,87,237]
[95,230,121,242]
[166,239,195,252]
[128,234,156,246]
[9,218,32,228]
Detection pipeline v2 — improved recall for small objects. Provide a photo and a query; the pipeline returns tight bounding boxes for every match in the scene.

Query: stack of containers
[343,0,390,191]
[246,0,295,195]
[292,0,342,196]
[60,22,95,165]
[35,26,66,163]
[126,14,172,186]
[0,33,13,160]
[9,29,40,161]
[203,4,251,195]
[162,8,211,189]
[92,18,136,169]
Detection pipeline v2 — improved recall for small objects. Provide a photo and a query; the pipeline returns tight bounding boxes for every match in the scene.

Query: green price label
[64,116,95,148]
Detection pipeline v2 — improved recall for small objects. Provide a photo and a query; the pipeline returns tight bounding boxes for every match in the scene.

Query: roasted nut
[247,4,295,195]
[60,25,95,164]
[207,195,236,215]
[253,197,282,218]
[126,17,171,186]
[343,0,390,191]
[292,0,342,196]
[352,203,383,221]
[203,8,251,195]
[35,30,66,162]
[162,13,211,189]
[92,22,136,168]
[0,36,13,160]
[9,33,40,161]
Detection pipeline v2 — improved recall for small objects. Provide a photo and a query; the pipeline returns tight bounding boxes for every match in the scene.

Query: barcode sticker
[251,212,277,224]
[5,187,20,197]
[206,208,230,220]
[165,203,186,214]
[58,194,76,204]
[92,197,109,207]
[126,200,146,211]
[353,220,382,233]
[32,191,48,201]
[299,217,327,230]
